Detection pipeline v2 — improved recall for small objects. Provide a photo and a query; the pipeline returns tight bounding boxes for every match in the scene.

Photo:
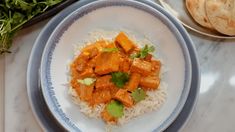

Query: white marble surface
[1,2,235,132]
[0,54,4,132]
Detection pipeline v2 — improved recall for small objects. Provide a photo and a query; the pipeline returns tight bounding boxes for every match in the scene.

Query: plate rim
[40,0,193,131]
[26,0,94,131]
[158,0,235,39]
[26,0,200,131]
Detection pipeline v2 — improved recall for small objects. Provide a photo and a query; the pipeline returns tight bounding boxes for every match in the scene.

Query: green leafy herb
[111,72,129,88]
[131,88,146,103]
[0,0,65,54]
[130,45,155,59]
[106,100,124,118]
[102,47,119,52]
[130,53,139,59]
[77,78,96,86]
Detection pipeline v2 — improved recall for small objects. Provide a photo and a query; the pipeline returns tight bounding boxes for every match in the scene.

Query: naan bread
[206,0,235,36]
[186,0,213,29]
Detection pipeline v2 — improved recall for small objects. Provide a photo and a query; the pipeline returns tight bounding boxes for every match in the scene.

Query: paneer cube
[93,90,112,104]
[119,57,131,72]
[130,58,152,76]
[101,109,117,123]
[95,52,121,75]
[79,84,94,102]
[139,76,160,89]
[109,86,119,97]
[79,67,95,78]
[114,89,133,107]
[95,75,115,90]
[125,73,141,91]
[151,60,161,76]
[72,53,89,73]
[115,32,135,53]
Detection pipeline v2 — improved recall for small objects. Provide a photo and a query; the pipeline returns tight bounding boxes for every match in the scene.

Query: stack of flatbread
[186,0,235,36]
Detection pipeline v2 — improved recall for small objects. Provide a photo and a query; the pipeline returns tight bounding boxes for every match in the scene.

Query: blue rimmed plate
[39,0,193,131]
[27,0,200,131]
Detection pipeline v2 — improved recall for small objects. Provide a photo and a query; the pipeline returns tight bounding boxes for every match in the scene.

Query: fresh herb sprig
[130,45,155,59]
[131,88,146,103]
[77,78,96,86]
[111,72,129,88]
[106,100,124,118]
[0,0,64,54]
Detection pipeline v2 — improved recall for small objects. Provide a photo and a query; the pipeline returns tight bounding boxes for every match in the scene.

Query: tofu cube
[95,52,121,75]
[125,73,141,91]
[79,84,94,102]
[139,76,160,89]
[130,58,152,76]
[93,90,112,104]
[95,75,114,90]
[115,32,135,53]
[119,57,131,72]
[79,67,95,78]
[151,60,161,76]
[114,89,133,107]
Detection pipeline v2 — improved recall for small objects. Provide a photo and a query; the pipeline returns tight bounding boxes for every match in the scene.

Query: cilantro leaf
[106,100,124,118]
[130,53,139,59]
[130,45,155,59]
[0,0,64,54]
[111,72,129,88]
[102,47,119,52]
[139,45,155,58]
[77,78,96,86]
[131,88,146,103]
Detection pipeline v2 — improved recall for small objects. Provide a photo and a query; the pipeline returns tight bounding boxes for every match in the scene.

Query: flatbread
[206,0,235,36]
[186,0,213,29]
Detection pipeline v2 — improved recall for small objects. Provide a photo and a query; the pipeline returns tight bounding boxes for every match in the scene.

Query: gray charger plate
[27,0,200,131]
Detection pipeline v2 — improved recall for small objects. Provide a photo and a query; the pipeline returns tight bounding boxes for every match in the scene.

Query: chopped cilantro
[77,78,96,86]
[102,47,119,52]
[130,45,155,59]
[106,100,124,118]
[111,72,129,88]
[0,0,64,54]
[131,88,146,103]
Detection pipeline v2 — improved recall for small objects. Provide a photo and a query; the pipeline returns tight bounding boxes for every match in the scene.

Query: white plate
[40,0,192,131]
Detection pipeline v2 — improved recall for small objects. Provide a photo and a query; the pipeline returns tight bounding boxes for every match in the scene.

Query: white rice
[68,30,167,130]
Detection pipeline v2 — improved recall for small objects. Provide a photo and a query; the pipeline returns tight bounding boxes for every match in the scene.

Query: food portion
[186,0,235,36]
[186,0,213,29]
[69,32,166,125]
[205,0,235,36]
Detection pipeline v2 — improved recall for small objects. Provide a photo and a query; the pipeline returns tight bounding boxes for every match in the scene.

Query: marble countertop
[1,3,235,132]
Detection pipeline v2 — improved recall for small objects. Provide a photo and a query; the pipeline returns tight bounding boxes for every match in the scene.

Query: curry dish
[70,32,162,124]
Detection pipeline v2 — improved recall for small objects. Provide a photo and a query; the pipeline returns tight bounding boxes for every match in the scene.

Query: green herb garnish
[102,47,119,52]
[130,45,155,59]
[77,78,96,86]
[131,88,146,103]
[0,0,64,54]
[111,72,129,88]
[106,100,124,118]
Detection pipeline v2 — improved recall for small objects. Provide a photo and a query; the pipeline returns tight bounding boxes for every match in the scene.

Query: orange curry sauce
[70,32,161,123]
